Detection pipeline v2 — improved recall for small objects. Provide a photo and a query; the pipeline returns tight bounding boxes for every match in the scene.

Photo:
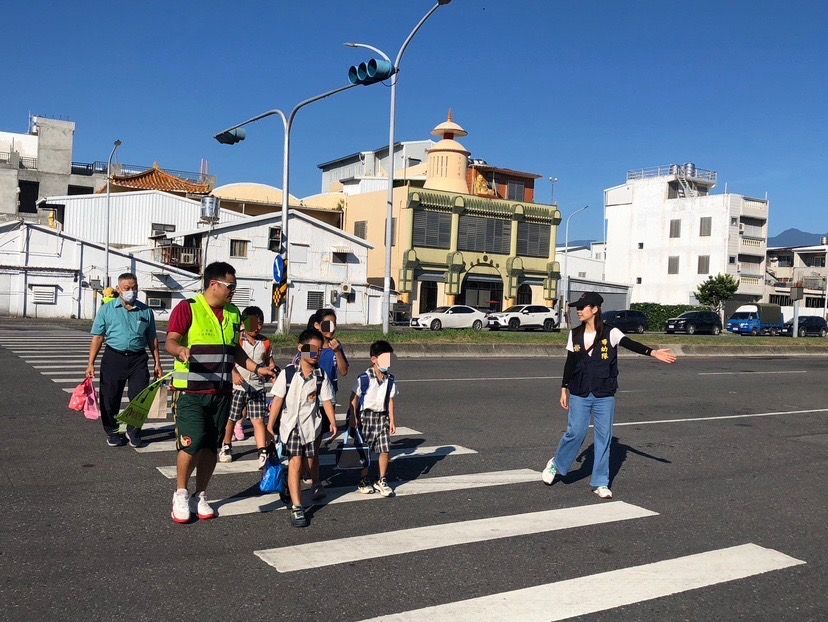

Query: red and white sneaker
[171,489,191,524]
[195,491,216,520]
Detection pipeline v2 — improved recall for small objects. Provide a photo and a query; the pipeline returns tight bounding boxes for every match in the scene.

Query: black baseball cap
[568,292,604,309]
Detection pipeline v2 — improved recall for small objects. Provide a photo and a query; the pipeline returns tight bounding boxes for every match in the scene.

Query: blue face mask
[379,366,390,373]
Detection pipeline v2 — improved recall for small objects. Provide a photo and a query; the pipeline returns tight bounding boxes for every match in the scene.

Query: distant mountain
[768,228,825,247]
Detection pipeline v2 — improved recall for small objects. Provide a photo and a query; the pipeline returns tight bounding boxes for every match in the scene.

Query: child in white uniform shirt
[267,328,338,528]
[350,340,397,497]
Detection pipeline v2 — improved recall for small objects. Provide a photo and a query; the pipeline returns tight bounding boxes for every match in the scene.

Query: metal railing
[627,165,717,183]
[152,246,201,267]
[69,160,216,186]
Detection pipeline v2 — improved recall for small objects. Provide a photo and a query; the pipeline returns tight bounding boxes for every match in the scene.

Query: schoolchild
[350,340,397,497]
[267,328,339,527]
[218,306,277,468]
[541,292,676,498]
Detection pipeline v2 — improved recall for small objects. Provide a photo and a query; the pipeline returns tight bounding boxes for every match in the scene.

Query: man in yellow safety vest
[165,261,276,524]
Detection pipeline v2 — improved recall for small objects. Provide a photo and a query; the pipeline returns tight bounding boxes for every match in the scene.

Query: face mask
[376,352,391,373]
[121,290,137,304]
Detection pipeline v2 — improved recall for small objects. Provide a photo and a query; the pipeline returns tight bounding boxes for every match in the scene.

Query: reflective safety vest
[172,294,241,392]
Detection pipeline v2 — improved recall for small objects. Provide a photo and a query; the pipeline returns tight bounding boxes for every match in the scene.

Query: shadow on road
[561,436,672,487]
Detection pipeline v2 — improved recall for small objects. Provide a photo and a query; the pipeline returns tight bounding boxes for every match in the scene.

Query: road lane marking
[156,444,476,478]
[359,543,805,621]
[399,376,562,383]
[256,501,658,572]
[211,469,540,517]
[698,370,807,376]
[613,407,828,427]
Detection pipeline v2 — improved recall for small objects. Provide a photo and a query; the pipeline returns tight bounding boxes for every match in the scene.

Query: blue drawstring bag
[259,443,287,495]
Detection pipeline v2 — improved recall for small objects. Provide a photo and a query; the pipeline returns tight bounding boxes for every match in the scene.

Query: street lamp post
[215,84,357,335]
[548,176,558,204]
[562,204,588,327]
[346,0,452,335]
[105,139,122,287]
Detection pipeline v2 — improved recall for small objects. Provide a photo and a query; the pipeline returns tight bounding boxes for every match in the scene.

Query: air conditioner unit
[340,283,352,294]
[738,223,745,235]
[179,252,196,264]
[148,298,164,309]
[737,262,743,273]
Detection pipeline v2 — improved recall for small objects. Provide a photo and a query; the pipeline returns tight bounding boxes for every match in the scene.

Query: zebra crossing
[0,327,808,619]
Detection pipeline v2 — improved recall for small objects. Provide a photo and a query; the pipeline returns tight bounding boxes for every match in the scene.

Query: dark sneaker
[289,504,308,528]
[311,485,327,501]
[125,427,142,448]
[106,433,126,447]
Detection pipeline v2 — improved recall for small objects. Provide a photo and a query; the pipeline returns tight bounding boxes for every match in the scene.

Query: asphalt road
[0,323,826,621]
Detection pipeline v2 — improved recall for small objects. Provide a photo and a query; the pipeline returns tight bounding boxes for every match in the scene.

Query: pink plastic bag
[68,378,91,411]
[83,381,101,421]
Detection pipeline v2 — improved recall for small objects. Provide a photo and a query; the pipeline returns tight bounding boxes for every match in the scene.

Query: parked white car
[487,304,558,331]
[410,305,488,331]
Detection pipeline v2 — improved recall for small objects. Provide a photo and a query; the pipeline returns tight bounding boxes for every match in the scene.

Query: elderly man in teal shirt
[87,272,163,447]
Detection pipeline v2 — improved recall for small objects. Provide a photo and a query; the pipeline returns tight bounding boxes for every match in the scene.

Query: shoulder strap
[284,364,297,389]
[358,372,370,411]
[383,374,395,411]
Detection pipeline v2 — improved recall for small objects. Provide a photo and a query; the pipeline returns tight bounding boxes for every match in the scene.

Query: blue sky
[3,0,825,240]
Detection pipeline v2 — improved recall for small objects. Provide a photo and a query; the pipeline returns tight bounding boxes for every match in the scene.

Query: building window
[506,180,525,201]
[769,294,792,306]
[698,255,710,274]
[805,296,826,308]
[151,223,176,236]
[668,256,680,274]
[354,221,368,240]
[803,255,826,268]
[458,215,511,255]
[413,210,452,249]
[731,217,738,227]
[638,242,644,249]
[669,219,681,238]
[307,291,324,310]
[30,284,57,304]
[268,227,282,252]
[729,256,737,265]
[578,271,587,278]
[332,252,348,264]
[699,217,712,237]
[290,243,308,263]
[516,283,532,305]
[636,277,642,284]
[230,239,249,258]
[517,221,551,258]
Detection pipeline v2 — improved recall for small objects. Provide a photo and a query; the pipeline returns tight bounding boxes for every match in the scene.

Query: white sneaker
[593,486,613,499]
[195,491,216,520]
[357,478,374,495]
[218,444,232,463]
[171,489,191,524]
[373,477,394,497]
[256,449,268,470]
[541,458,558,485]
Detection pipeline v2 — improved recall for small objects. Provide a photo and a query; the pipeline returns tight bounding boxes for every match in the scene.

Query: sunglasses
[213,280,237,292]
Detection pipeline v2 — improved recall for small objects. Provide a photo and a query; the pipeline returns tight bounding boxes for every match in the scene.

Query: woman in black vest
[541,292,676,498]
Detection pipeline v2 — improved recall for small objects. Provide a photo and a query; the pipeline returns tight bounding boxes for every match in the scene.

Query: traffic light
[347,58,395,86]
[214,128,246,145]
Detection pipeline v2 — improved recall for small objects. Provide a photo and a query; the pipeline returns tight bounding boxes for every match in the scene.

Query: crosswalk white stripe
[211,469,540,517]
[156,444,477,478]
[360,543,805,622]
[256,501,659,573]
[135,426,422,453]
[612,407,828,427]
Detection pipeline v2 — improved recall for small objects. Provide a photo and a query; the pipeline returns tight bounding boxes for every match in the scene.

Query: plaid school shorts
[229,388,268,422]
[360,409,391,454]
[284,426,318,458]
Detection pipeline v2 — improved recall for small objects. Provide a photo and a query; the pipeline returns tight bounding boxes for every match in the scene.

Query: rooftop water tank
[200,196,220,223]
[684,162,696,178]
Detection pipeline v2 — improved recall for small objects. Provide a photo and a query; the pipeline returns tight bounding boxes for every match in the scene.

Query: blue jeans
[553,393,616,488]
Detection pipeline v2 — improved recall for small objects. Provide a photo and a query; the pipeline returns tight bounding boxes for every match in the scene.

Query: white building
[145,209,375,326]
[0,220,200,319]
[604,164,768,307]
[39,189,246,249]
[766,243,827,320]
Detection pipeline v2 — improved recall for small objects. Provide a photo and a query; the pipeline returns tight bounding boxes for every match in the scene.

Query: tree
[695,273,740,321]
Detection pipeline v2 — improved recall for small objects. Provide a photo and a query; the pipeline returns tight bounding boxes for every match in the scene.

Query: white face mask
[121,290,137,304]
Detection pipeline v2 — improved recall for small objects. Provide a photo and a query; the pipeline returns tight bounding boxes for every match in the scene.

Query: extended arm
[619,337,676,364]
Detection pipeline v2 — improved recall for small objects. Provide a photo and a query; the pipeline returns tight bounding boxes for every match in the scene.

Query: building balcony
[739,198,768,220]
[152,246,201,269]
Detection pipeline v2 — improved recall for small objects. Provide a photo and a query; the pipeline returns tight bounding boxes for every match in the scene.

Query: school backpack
[357,372,395,413]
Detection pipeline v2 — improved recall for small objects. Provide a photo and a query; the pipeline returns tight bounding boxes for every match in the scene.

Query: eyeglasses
[213,280,237,292]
